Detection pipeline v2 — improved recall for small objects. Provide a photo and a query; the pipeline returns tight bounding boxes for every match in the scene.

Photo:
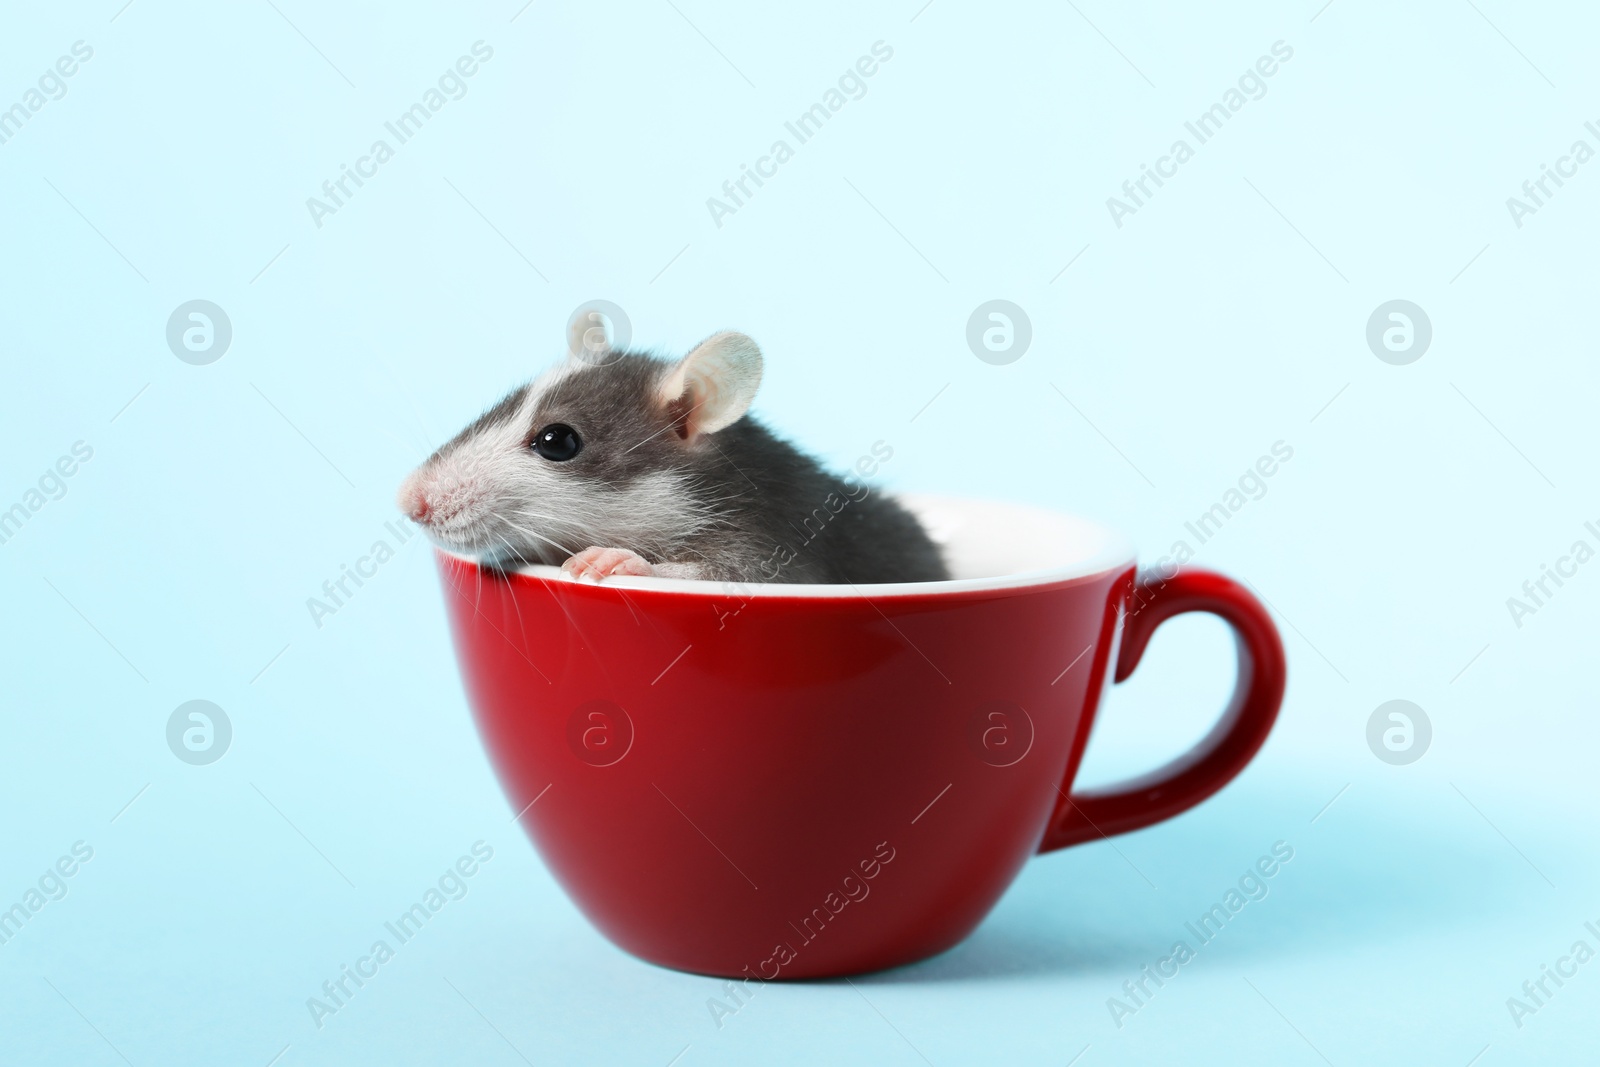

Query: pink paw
[562,546,656,581]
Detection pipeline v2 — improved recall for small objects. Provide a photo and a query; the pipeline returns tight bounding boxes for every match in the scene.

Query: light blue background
[2,1,1596,1064]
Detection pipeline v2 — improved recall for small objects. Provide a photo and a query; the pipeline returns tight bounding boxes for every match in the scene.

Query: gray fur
[416,350,949,584]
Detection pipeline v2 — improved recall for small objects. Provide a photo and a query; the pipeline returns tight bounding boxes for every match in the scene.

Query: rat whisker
[378,423,431,458]
[706,438,761,493]
[620,396,709,456]
[473,542,483,614]
[494,511,580,561]
[494,532,537,652]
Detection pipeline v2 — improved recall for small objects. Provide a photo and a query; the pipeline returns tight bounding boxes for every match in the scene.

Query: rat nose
[397,475,434,525]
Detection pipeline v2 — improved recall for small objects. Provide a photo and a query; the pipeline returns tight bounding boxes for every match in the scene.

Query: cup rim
[435,493,1136,599]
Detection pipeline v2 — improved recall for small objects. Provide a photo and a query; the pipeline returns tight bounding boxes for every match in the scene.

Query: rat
[396,323,950,585]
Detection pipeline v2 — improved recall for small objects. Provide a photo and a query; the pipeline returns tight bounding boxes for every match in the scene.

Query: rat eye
[532,423,583,461]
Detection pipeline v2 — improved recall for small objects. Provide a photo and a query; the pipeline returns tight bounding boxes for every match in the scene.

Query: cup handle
[1038,569,1286,853]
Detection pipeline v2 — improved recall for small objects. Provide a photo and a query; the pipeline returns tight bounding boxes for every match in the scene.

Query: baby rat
[396,323,950,585]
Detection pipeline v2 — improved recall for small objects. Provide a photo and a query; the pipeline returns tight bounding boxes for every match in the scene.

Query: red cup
[438,497,1285,979]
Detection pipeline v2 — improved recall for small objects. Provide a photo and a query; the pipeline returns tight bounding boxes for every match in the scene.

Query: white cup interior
[905,494,1133,587]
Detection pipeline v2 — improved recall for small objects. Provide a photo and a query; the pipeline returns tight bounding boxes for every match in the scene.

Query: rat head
[396,325,763,566]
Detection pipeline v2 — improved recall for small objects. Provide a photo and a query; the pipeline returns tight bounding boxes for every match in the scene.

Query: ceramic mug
[438,496,1285,979]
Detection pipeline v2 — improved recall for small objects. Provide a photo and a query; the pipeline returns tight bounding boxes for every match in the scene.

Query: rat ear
[659,332,763,438]
[567,310,611,364]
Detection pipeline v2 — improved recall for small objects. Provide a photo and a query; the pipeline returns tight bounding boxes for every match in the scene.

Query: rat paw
[562,546,656,582]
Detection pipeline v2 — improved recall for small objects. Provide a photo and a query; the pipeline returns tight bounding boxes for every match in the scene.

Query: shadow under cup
[437,496,1285,980]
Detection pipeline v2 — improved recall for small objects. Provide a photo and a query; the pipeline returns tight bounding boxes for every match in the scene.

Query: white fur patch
[399,367,709,565]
